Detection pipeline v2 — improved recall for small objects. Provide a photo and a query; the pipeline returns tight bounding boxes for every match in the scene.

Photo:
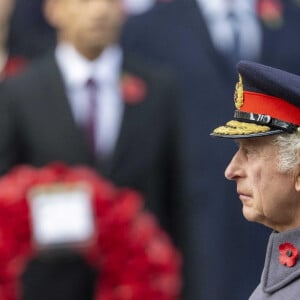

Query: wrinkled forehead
[234,135,276,148]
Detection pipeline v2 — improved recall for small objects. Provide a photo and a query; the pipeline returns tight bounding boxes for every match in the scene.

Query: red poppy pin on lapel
[279,242,299,267]
[121,73,147,104]
[256,0,283,29]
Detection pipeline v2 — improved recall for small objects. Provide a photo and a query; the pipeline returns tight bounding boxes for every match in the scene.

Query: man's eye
[240,146,253,156]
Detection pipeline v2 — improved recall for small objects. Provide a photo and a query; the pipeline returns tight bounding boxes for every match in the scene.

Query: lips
[238,192,252,204]
[237,187,252,198]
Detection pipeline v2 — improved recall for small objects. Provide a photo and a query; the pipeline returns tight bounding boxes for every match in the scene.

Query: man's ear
[43,0,62,29]
[294,166,300,192]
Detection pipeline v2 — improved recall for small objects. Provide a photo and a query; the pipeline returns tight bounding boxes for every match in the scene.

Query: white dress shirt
[123,0,155,15]
[55,43,124,157]
[196,0,262,61]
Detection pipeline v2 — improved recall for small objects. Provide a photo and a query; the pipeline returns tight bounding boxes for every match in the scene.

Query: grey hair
[272,132,300,173]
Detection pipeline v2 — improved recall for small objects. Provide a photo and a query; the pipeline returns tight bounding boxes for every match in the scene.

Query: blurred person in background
[122,0,300,299]
[8,0,55,59]
[0,0,186,299]
[0,0,27,79]
[7,0,156,59]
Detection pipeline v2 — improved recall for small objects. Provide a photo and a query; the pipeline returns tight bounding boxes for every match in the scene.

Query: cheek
[258,173,295,216]
[109,9,125,27]
[252,168,264,197]
[251,169,270,212]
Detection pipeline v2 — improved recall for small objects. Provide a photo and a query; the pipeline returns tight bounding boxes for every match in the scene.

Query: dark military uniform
[250,228,300,299]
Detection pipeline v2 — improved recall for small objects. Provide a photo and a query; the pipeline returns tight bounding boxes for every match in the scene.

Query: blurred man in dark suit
[0,0,186,298]
[0,0,27,79]
[122,0,300,299]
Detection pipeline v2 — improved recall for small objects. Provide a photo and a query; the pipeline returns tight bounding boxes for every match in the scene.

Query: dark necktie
[85,78,98,154]
[227,9,240,63]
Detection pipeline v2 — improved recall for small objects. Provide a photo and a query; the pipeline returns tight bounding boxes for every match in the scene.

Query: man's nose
[225,151,242,180]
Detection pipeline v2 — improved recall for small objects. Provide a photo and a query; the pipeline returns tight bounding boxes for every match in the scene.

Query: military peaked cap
[211,60,300,138]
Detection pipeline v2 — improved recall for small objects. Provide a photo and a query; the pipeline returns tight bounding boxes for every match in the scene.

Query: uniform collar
[262,227,300,293]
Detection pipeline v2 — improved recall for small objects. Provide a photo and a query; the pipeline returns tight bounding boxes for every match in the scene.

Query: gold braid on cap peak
[213,120,270,135]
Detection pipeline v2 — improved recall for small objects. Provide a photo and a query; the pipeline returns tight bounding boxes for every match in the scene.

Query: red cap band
[241,91,300,126]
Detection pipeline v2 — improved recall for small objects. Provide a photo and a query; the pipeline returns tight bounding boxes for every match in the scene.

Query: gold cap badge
[234,74,244,109]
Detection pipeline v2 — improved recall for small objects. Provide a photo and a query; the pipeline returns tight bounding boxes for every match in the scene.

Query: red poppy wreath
[0,163,182,300]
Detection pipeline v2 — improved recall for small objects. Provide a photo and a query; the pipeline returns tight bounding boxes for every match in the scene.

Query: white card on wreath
[28,184,95,248]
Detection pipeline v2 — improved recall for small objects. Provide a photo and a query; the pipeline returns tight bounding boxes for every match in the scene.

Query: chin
[242,207,262,224]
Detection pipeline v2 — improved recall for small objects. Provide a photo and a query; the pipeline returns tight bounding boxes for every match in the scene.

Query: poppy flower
[256,0,283,29]
[0,163,182,300]
[279,242,299,267]
[121,73,147,104]
[1,56,28,80]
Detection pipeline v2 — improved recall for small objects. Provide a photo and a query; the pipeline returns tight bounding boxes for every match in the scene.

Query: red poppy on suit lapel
[279,242,299,267]
[121,73,147,104]
[256,0,283,29]
[1,56,28,80]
